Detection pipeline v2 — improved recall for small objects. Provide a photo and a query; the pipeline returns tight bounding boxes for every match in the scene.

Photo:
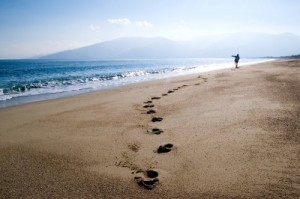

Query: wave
[0,58,272,102]
[0,70,159,101]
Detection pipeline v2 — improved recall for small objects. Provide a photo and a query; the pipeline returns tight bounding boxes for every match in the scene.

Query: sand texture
[0,59,299,198]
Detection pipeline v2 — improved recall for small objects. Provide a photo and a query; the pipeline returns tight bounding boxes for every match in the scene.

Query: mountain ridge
[40,33,300,59]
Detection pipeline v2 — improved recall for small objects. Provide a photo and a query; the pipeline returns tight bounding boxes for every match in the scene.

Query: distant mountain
[191,32,300,57]
[41,37,189,60]
[40,33,300,59]
[268,54,300,59]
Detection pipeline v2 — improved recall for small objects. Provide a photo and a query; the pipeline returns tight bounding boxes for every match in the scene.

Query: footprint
[128,143,140,152]
[147,110,156,114]
[157,143,173,153]
[148,128,163,135]
[162,93,168,96]
[167,90,174,94]
[152,117,163,122]
[182,85,188,87]
[144,100,152,104]
[143,104,154,108]
[134,170,159,190]
[137,178,159,190]
[195,83,201,86]
[146,170,159,178]
[151,97,161,100]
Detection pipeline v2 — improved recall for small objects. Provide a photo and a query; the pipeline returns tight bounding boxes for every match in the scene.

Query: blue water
[0,58,268,108]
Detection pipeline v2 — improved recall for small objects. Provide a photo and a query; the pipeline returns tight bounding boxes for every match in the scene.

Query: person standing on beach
[232,54,240,68]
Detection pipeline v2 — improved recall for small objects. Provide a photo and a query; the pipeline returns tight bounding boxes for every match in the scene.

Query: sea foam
[0,58,272,107]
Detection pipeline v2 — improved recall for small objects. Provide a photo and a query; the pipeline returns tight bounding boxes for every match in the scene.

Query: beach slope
[0,59,299,198]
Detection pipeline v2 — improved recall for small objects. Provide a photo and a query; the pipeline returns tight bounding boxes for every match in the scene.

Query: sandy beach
[0,59,299,198]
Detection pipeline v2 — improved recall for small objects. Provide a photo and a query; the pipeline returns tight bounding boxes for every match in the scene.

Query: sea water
[0,58,270,108]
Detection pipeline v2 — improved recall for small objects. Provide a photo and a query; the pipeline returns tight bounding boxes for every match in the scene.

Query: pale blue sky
[0,0,299,58]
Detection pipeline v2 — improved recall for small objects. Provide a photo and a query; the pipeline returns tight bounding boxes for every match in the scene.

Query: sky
[0,0,300,59]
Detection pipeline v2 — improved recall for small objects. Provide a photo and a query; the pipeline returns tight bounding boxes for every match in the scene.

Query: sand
[0,59,299,198]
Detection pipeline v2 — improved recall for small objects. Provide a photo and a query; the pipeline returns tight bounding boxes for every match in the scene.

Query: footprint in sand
[167,90,174,94]
[152,117,163,122]
[157,143,174,153]
[127,142,141,153]
[146,110,156,114]
[148,128,164,135]
[143,104,154,108]
[151,97,161,100]
[198,75,207,82]
[134,170,159,190]
[144,100,152,104]
[162,93,168,96]
[195,83,201,86]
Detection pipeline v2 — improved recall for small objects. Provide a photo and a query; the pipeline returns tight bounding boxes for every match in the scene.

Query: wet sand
[0,59,299,198]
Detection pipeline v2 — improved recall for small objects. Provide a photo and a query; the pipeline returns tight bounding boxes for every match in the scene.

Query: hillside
[40,33,300,59]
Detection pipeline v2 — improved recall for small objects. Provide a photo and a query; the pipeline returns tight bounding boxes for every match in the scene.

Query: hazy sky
[0,0,300,58]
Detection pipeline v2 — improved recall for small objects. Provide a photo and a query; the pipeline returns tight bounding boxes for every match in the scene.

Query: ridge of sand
[0,59,299,198]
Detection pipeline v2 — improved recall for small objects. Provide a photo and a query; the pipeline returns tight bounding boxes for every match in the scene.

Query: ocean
[0,58,269,108]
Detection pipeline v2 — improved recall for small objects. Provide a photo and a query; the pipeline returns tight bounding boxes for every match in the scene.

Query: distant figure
[232,54,240,68]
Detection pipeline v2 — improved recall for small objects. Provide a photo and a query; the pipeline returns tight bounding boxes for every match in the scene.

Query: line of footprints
[133,85,187,190]
[134,76,208,190]
[133,76,207,190]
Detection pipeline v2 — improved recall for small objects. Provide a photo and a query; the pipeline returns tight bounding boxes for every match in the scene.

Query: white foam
[0,95,13,101]
[0,58,272,103]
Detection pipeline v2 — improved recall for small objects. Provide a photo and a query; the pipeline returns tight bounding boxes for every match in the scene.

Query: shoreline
[0,59,299,198]
[0,58,273,109]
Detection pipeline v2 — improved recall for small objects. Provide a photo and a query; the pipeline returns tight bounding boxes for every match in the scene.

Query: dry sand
[0,59,299,198]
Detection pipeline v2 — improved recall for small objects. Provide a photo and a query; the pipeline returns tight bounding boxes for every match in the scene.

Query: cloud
[135,20,154,28]
[108,18,131,25]
[89,24,100,30]
[107,18,153,28]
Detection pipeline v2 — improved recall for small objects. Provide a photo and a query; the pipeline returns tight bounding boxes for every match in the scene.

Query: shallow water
[0,58,269,108]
